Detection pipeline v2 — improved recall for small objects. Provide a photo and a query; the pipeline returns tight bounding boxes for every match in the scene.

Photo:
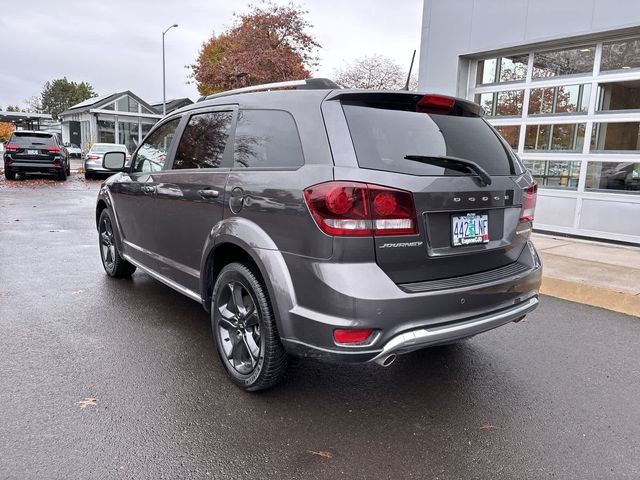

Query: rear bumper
[278,241,542,363]
[5,161,63,172]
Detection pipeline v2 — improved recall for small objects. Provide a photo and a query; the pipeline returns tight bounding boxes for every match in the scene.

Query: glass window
[342,104,514,176]
[102,102,115,111]
[476,55,527,85]
[173,112,233,169]
[142,105,157,114]
[498,55,528,82]
[601,38,640,72]
[585,161,640,193]
[554,84,590,113]
[133,117,180,172]
[528,87,555,115]
[523,159,581,189]
[128,98,139,113]
[524,123,585,151]
[474,90,524,116]
[532,46,595,79]
[97,119,115,143]
[494,125,520,150]
[596,80,640,111]
[474,92,493,115]
[476,58,497,85]
[117,120,139,153]
[590,122,640,152]
[233,110,304,168]
[495,89,524,116]
[10,132,56,147]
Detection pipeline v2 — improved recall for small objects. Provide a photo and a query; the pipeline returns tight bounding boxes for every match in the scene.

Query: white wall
[418,0,640,94]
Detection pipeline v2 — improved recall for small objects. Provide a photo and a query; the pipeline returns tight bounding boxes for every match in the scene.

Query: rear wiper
[404,154,492,186]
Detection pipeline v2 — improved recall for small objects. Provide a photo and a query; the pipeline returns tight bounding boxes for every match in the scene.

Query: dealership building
[418,0,640,243]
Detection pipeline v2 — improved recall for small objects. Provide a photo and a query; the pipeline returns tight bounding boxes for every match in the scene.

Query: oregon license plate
[452,213,489,247]
[28,149,38,155]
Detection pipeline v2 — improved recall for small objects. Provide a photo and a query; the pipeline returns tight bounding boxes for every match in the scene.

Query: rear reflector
[416,94,455,114]
[304,182,418,237]
[519,181,538,223]
[333,328,373,344]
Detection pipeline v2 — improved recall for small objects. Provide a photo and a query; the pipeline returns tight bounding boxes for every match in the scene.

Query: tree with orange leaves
[190,2,320,96]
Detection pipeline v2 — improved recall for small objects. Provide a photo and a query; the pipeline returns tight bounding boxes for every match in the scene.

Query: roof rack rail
[198,78,340,102]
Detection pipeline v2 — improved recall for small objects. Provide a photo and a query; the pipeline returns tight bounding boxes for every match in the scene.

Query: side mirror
[103,151,127,171]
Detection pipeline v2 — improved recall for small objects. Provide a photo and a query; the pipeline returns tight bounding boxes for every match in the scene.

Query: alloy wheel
[99,216,116,271]
[217,281,261,375]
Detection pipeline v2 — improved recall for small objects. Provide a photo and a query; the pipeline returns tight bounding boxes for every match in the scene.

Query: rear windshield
[91,144,127,153]
[10,132,56,147]
[342,104,515,176]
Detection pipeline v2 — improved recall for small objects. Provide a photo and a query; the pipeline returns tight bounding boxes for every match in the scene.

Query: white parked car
[84,143,130,179]
[64,142,82,158]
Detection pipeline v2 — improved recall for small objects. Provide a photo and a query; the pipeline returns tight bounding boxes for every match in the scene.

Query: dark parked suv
[3,131,70,180]
[95,78,542,390]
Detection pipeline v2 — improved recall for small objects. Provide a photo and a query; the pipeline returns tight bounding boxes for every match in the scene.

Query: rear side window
[342,104,515,176]
[233,109,304,168]
[10,132,56,147]
[133,118,180,172]
[173,111,233,169]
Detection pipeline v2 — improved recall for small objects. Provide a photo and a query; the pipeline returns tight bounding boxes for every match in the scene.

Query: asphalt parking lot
[1,174,639,479]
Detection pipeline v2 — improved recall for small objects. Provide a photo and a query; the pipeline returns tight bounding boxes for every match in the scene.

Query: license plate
[452,213,489,247]
[27,149,38,155]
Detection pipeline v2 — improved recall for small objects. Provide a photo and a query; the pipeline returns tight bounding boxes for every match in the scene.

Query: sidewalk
[532,233,640,317]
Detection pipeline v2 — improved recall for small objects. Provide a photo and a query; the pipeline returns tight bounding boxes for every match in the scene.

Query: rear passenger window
[173,111,233,169]
[233,110,303,168]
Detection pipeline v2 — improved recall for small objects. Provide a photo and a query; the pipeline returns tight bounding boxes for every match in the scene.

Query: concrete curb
[541,276,640,317]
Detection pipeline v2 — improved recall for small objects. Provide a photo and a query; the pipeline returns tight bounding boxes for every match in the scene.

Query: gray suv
[95,78,542,391]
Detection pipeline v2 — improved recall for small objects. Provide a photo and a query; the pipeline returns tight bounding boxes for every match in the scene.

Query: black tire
[98,209,136,278]
[211,262,287,391]
[5,169,16,180]
[57,166,67,181]
[85,171,93,180]
[66,162,70,176]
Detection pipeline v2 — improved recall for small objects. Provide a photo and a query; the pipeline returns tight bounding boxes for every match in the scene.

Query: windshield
[342,104,515,176]
[91,144,127,154]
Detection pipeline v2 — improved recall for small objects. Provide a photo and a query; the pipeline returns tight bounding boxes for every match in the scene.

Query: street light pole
[162,24,179,116]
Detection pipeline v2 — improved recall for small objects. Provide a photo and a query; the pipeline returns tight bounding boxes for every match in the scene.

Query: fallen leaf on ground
[480,424,497,430]
[78,397,97,409]
[306,450,333,458]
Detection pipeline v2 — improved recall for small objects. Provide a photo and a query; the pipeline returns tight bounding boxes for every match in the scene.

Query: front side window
[233,110,304,168]
[133,117,180,172]
[173,111,233,169]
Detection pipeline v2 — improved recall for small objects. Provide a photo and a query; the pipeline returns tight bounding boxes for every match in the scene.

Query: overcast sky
[0,0,423,109]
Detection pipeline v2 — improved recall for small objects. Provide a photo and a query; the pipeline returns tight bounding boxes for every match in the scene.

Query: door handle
[198,189,220,199]
[142,185,156,194]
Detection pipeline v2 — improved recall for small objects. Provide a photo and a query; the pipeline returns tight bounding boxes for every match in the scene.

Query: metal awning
[0,111,53,130]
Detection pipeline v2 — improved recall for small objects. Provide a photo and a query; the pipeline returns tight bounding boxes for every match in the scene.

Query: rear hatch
[6,132,60,163]
[340,92,531,285]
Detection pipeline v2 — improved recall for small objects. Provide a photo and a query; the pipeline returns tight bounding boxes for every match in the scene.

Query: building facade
[59,91,162,154]
[419,0,640,243]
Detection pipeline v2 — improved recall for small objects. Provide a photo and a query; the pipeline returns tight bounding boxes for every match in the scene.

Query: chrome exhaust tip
[374,353,397,367]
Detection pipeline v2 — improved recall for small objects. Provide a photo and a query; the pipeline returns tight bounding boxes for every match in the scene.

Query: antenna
[403,50,417,91]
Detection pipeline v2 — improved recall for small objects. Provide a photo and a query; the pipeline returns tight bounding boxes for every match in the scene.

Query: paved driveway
[1,176,639,479]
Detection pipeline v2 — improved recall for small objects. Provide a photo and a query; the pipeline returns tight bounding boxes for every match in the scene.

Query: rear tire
[57,166,67,181]
[5,169,16,180]
[98,209,136,278]
[211,262,287,391]
[85,172,93,180]
[66,162,70,176]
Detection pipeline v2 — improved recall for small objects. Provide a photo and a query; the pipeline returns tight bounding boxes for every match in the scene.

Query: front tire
[212,262,287,391]
[98,209,136,278]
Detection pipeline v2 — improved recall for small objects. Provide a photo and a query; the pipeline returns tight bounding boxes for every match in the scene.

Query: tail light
[304,181,418,237]
[333,328,373,345]
[46,146,61,153]
[86,154,100,160]
[519,181,538,223]
[5,144,19,151]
